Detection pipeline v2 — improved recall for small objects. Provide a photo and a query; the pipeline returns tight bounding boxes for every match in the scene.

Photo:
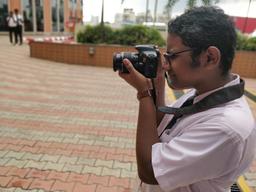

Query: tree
[201,0,220,5]
[165,0,220,19]
[187,0,219,9]
[187,0,197,9]
[165,0,179,20]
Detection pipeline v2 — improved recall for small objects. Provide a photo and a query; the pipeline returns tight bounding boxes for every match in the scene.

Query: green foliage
[77,24,165,47]
[236,31,256,51]
[236,31,248,50]
[245,37,256,51]
[77,25,115,44]
[146,27,166,46]
[185,0,219,9]
[201,0,219,5]
[187,0,196,9]
[166,0,179,9]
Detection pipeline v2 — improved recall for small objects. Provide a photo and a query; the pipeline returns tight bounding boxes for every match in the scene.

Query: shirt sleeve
[19,15,24,22]
[151,120,242,192]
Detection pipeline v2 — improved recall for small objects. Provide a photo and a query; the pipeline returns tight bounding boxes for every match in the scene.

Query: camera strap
[158,78,244,122]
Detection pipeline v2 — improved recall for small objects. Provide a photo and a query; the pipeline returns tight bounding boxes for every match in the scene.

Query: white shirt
[6,16,17,27]
[139,74,256,192]
[13,14,23,26]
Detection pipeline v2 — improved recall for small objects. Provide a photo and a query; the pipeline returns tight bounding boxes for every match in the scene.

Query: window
[59,0,64,32]
[22,0,33,31]
[0,0,8,31]
[35,0,44,31]
[52,0,64,32]
[52,0,58,32]
[69,0,76,19]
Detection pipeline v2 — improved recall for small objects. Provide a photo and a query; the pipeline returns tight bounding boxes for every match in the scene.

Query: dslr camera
[113,45,159,78]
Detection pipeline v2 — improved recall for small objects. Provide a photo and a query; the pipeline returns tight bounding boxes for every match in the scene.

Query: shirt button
[165,130,170,135]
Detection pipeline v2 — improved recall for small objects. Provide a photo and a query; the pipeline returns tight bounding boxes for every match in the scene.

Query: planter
[30,41,136,68]
[232,51,256,78]
[29,42,256,78]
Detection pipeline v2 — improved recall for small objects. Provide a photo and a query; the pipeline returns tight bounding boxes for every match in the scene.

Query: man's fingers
[123,59,135,74]
[118,71,126,79]
[118,70,130,80]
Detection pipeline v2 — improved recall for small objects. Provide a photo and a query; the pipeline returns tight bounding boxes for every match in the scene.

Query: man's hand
[117,58,160,185]
[154,53,168,90]
[153,53,168,125]
[118,59,151,92]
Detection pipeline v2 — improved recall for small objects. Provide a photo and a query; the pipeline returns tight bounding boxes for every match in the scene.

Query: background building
[0,0,83,33]
[90,16,99,25]
[122,8,136,25]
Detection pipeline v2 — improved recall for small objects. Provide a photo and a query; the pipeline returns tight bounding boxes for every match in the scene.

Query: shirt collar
[193,74,240,104]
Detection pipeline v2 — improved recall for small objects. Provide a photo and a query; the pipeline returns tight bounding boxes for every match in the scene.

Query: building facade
[0,0,83,33]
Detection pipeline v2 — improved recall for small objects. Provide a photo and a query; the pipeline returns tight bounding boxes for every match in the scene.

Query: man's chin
[169,85,184,90]
[167,80,189,90]
[166,75,190,90]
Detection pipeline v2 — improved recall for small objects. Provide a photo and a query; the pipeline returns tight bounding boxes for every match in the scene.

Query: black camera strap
[158,79,245,136]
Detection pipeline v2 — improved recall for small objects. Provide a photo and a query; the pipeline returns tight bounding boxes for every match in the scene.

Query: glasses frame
[163,48,194,64]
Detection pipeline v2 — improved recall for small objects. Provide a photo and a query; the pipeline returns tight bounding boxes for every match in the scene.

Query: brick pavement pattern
[0,37,138,192]
[0,36,255,192]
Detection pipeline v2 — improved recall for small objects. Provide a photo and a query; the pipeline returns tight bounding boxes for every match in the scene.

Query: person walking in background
[13,9,23,45]
[6,11,17,45]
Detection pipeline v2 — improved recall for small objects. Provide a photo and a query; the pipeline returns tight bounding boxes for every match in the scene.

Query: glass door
[52,0,64,32]
[22,0,34,32]
[0,0,8,31]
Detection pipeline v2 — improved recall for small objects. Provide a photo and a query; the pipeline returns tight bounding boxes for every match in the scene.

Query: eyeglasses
[163,48,194,64]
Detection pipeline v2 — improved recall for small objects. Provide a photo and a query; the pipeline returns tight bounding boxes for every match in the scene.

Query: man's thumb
[123,59,135,73]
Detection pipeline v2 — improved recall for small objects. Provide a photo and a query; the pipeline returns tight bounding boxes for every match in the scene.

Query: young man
[13,9,23,45]
[118,6,256,192]
[6,11,17,45]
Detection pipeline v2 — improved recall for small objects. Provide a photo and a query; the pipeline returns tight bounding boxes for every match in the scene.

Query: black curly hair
[168,6,237,76]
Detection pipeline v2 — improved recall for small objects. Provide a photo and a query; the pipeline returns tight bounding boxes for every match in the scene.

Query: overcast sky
[83,0,256,23]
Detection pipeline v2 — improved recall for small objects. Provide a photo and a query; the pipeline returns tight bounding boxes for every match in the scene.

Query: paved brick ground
[0,36,255,192]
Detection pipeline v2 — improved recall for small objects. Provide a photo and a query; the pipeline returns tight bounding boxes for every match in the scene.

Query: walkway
[0,36,255,192]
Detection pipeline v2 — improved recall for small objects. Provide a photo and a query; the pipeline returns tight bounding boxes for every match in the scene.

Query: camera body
[113,45,159,78]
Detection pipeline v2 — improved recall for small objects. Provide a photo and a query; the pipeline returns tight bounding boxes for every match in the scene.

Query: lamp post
[101,0,104,26]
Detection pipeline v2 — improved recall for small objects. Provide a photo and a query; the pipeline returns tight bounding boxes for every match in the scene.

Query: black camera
[113,45,159,78]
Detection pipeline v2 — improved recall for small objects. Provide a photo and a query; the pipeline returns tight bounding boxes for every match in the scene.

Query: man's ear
[203,46,221,69]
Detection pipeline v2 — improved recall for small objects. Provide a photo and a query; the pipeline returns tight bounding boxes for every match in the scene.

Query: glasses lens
[164,53,175,64]
[164,48,193,64]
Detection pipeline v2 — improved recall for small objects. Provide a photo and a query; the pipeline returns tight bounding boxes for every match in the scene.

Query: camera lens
[113,53,122,72]
[113,45,159,78]
[113,52,139,73]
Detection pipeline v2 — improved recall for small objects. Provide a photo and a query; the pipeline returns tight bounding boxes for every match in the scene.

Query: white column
[57,0,60,32]
[32,0,37,33]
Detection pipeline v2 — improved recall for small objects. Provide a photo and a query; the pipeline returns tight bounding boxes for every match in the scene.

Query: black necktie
[159,95,195,137]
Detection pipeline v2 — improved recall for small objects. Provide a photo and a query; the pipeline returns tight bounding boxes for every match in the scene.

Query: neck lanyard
[158,79,245,137]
